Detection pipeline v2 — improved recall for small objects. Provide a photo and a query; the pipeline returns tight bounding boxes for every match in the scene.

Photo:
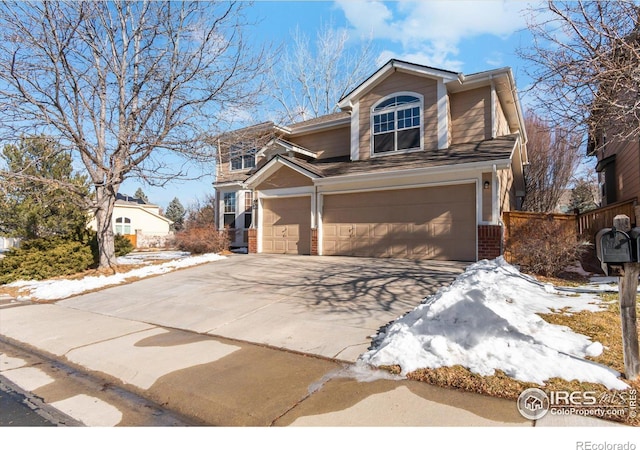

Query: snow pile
[360,257,628,390]
[9,253,226,301]
[116,251,191,265]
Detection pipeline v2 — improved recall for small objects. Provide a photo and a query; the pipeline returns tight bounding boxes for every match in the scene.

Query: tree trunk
[94,184,118,269]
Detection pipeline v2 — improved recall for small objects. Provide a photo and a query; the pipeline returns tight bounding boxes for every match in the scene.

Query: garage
[261,196,311,255]
[322,184,476,261]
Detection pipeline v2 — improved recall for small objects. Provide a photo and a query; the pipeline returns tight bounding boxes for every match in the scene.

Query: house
[585,26,640,220]
[88,193,173,248]
[213,59,528,261]
[587,122,640,217]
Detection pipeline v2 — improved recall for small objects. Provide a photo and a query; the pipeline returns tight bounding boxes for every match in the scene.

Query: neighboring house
[587,127,640,209]
[88,193,173,248]
[554,186,600,214]
[213,59,528,261]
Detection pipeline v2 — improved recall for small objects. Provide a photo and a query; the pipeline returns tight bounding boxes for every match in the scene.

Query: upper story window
[115,217,131,235]
[371,93,423,155]
[230,145,256,171]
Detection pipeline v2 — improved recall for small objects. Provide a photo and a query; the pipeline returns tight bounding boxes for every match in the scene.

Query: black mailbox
[630,227,640,262]
[595,228,633,275]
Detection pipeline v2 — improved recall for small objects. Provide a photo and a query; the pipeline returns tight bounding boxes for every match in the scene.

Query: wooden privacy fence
[502,211,578,264]
[577,197,637,242]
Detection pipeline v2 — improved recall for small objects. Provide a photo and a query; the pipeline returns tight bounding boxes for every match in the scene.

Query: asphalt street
[0,378,58,426]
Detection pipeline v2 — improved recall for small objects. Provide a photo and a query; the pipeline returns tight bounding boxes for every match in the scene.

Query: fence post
[613,214,640,380]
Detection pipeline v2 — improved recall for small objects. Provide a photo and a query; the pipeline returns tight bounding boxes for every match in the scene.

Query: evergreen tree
[165,197,186,231]
[0,136,91,240]
[569,178,599,214]
[134,187,149,204]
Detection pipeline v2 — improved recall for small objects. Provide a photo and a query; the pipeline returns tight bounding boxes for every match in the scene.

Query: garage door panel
[322,184,476,261]
[262,197,311,255]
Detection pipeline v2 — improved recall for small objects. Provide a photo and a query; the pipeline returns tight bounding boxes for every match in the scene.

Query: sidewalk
[0,301,530,427]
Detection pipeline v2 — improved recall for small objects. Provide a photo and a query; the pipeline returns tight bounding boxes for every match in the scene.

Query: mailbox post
[596,215,640,380]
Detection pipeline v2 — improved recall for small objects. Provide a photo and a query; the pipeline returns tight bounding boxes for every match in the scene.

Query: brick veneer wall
[248,228,257,254]
[311,228,318,256]
[478,225,502,260]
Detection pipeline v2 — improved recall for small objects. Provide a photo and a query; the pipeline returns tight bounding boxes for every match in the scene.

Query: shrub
[174,225,229,255]
[505,217,591,277]
[114,234,134,257]
[0,237,94,284]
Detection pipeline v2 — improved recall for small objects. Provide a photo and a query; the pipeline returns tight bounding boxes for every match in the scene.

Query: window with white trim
[115,217,131,235]
[243,191,253,229]
[372,94,423,155]
[223,192,236,228]
[229,145,256,171]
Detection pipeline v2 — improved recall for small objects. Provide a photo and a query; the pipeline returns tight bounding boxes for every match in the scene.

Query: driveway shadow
[221,255,467,320]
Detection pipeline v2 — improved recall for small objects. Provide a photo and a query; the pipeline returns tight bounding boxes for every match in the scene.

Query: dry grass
[390,292,640,426]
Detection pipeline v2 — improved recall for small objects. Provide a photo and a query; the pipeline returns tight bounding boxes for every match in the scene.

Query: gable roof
[338,59,460,108]
[116,193,147,205]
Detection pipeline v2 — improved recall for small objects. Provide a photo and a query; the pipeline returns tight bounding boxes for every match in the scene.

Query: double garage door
[261,184,476,261]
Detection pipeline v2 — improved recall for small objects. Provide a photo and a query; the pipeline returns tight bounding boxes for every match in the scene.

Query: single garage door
[322,184,476,261]
[262,196,311,255]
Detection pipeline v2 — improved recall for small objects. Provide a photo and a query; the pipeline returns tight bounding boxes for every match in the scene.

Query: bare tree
[522,112,582,212]
[0,1,266,268]
[521,1,640,142]
[269,21,376,123]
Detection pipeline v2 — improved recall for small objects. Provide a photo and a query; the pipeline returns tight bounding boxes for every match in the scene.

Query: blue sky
[122,0,538,209]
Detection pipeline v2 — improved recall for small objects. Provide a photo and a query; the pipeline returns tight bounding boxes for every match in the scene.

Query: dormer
[338,59,527,165]
[338,60,459,161]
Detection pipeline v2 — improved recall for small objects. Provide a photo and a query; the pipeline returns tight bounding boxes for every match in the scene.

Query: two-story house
[213,59,528,261]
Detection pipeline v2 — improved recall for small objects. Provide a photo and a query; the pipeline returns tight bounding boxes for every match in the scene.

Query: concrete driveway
[59,254,468,361]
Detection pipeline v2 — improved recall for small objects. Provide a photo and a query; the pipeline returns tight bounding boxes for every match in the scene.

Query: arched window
[371,93,423,155]
[115,217,131,235]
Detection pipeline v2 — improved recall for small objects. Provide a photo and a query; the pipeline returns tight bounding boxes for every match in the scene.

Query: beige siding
[288,126,350,160]
[495,95,510,136]
[450,87,492,144]
[255,166,313,190]
[357,72,438,160]
[499,168,515,214]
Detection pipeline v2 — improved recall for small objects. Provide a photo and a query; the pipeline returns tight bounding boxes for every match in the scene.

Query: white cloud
[335,0,531,71]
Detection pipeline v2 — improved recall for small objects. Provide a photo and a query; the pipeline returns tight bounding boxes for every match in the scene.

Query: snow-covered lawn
[7,252,226,301]
[360,257,630,391]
